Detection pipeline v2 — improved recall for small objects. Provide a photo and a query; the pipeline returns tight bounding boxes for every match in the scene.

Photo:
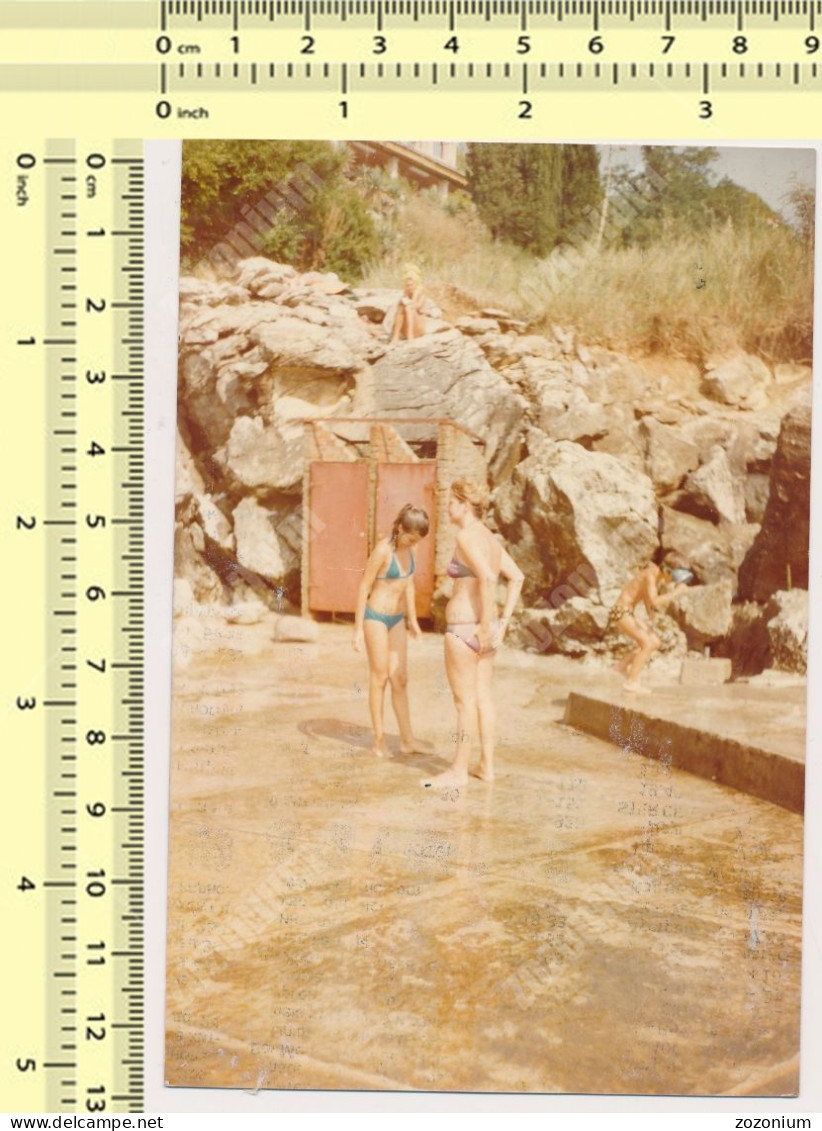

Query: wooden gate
[307,461,369,615]
[374,462,437,618]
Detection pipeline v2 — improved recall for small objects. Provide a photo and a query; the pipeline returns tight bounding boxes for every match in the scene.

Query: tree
[558,145,603,243]
[616,146,719,246]
[466,143,563,255]
[181,140,346,268]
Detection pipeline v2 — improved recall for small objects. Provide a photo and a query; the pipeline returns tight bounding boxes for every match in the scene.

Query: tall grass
[362,195,814,363]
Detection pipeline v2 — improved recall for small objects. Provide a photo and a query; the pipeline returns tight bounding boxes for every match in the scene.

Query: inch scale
[0,0,821,134]
[0,140,145,1113]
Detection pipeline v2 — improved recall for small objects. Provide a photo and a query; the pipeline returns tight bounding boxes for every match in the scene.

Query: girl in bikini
[353,504,430,758]
[422,479,523,789]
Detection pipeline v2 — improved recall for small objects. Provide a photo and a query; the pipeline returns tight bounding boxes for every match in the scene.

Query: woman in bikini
[353,504,430,758]
[422,478,523,789]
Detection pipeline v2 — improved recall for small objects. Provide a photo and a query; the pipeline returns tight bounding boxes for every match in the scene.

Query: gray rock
[667,579,734,650]
[640,418,700,492]
[701,353,771,410]
[516,599,610,656]
[198,495,235,552]
[738,400,812,602]
[765,589,808,675]
[538,399,610,444]
[174,522,223,604]
[369,328,526,477]
[455,317,501,336]
[714,602,772,678]
[232,497,300,583]
[225,399,325,493]
[659,506,759,587]
[224,599,268,625]
[677,446,747,525]
[495,435,657,602]
[234,257,297,294]
[179,277,250,306]
[251,316,361,380]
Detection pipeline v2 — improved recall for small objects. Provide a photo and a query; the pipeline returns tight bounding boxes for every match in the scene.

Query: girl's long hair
[390,504,430,546]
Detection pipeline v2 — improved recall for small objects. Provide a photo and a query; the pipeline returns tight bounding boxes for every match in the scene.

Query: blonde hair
[450,478,488,518]
[401,262,422,285]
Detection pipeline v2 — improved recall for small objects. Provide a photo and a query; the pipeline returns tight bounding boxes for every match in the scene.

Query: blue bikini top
[378,551,415,581]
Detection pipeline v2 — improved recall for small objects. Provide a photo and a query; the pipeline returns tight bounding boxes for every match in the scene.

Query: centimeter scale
[0,140,145,1113]
[0,0,821,133]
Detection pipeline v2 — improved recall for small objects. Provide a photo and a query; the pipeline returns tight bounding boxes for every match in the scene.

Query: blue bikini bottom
[364,605,405,630]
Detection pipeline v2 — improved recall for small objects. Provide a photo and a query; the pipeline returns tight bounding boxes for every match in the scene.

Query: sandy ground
[165,618,804,1096]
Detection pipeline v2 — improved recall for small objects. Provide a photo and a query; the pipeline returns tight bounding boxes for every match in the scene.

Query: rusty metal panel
[308,461,369,615]
[374,462,437,617]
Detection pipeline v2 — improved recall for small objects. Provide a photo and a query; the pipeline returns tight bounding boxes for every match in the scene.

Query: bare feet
[622,681,649,695]
[420,768,468,789]
[471,761,494,783]
[399,737,434,756]
[372,740,391,758]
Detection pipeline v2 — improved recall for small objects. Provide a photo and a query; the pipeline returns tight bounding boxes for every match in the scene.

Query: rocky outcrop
[659,507,759,588]
[495,433,657,602]
[765,590,808,675]
[175,258,811,679]
[667,580,734,651]
[701,353,771,410]
[369,329,527,478]
[737,400,812,603]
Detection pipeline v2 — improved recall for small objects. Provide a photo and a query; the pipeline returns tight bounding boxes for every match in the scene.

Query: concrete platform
[165,622,804,1096]
[564,682,806,815]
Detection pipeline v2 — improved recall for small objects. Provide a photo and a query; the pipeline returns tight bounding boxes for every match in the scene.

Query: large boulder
[667,580,734,650]
[495,434,658,602]
[701,353,771,410]
[765,589,808,675]
[538,395,609,445]
[369,329,527,478]
[174,522,223,604]
[250,316,361,382]
[714,602,772,677]
[515,599,610,656]
[232,497,300,584]
[233,257,297,298]
[224,398,333,493]
[640,417,700,492]
[738,401,812,602]
[659,507,759,588]
[675,446,746,525]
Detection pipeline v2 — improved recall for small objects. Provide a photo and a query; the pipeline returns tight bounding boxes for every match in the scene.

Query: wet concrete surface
[165,620,804,1095]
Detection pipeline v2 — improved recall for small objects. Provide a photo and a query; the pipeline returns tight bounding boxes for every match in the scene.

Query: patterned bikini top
[447,555,476,579]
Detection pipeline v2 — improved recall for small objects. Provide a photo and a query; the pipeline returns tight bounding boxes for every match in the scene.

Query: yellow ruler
[0,139,145,1113]
[0,0,821,135]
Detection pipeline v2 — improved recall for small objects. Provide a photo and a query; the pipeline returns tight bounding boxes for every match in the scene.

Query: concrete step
[564,684,806,814]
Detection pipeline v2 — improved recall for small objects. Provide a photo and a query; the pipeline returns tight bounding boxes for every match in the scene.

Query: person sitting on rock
[609,554,691,693]
[388,263,426,345]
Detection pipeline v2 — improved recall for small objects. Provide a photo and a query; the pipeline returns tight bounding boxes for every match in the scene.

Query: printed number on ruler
[0,1,821,134]
[0,139,145,1114]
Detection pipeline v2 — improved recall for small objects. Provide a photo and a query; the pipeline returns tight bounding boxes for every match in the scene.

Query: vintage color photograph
[166,141,813,1094]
